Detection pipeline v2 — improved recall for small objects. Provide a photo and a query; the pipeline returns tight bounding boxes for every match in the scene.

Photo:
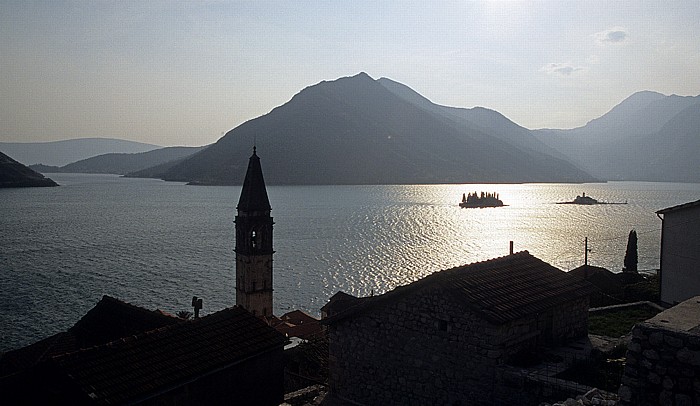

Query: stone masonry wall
[618,322,700,406]
[330,289,501,405]
[329,289,589,405]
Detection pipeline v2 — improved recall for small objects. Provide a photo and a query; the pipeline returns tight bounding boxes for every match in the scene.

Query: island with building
[558,192,627,205]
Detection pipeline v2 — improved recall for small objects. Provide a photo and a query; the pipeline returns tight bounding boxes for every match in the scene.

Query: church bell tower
[235,147,274,317]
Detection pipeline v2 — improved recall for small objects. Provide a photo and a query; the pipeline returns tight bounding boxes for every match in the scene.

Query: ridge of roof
[323,252,596,326]
[50,306,286,405]
[656,198,700,214]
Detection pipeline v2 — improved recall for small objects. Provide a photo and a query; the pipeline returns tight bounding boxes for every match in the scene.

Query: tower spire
[235,147,274,317]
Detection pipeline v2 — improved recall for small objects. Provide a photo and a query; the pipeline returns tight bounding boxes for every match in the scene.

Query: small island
[459,192,504,208]
[557,192,627,205]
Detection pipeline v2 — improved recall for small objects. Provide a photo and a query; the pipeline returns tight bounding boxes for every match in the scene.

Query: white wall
[660,205,700,304]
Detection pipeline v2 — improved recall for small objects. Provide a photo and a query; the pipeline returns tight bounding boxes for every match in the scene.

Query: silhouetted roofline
[323,252,596,326]
[656,198,700,215]
[236,147,271,212]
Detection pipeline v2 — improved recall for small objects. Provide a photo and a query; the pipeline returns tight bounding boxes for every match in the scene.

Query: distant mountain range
[158,73,594,185]
[534,91,700,183]
[0,138,161,167]
[8,76,698,185]
[0,150,58,188]
[31,146,207,176]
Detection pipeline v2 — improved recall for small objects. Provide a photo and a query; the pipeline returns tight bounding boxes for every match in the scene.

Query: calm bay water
[1,173,699,351]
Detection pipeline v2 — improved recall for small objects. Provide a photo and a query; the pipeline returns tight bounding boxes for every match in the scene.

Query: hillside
[0,138,162,167]
[159,73,594,185]
[534,92,700,182]
[0,151,58,188]
[54,146,207,175]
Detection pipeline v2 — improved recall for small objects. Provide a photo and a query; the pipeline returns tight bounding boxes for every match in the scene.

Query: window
[251,230,257,248]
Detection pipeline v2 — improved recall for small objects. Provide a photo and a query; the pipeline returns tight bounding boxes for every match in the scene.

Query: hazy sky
[2,1,699,146]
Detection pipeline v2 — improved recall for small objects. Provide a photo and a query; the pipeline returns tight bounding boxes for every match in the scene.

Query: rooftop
[0,295,179,377]
[324,251,596,325]
[50,306,286,404]
[656,198,700,215]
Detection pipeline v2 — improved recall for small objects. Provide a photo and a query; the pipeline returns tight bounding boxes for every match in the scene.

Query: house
[618,295,700,406]
[568,264,624,307]
[0,299,286,405]
[657,198,700,305]
[322,251,596,405]
[0,295,180,378]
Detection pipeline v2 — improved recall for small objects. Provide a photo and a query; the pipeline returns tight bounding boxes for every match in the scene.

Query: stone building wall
[619,319,700,405]
[494,296,589,357]
[329,288,590,405]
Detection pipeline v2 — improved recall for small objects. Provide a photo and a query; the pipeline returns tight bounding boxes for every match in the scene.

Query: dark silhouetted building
[1,298,286,405]
[323,251,596,405]
[235,147,275,317]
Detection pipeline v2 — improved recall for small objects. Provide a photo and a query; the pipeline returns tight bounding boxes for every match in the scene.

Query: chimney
[509,241,514,255]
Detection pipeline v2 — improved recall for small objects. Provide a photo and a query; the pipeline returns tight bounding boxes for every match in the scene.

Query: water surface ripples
[1,174,699,351]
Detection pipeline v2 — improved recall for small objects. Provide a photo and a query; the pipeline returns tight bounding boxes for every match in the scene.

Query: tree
[623,229,638,273]
[176,310,192,320]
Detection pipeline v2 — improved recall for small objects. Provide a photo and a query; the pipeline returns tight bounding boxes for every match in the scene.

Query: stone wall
[329,288,590,405]
[618,320,700,405]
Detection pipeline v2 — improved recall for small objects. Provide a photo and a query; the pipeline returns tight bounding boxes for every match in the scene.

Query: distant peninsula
[0,151,58,188]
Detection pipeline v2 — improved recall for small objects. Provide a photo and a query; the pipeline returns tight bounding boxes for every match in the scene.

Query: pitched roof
[49,306,286,405]
[0,296,178,377]
[273,310,322,340]
[236,147,271,212]
[568,265,621,295]
[656,198,700,215]
[324,252,596,325]
[320,291,358,316]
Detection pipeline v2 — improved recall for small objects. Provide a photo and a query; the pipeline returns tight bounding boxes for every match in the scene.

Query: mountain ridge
[0,138,162,167]
[534,91,700,182]
[159,73,594,185]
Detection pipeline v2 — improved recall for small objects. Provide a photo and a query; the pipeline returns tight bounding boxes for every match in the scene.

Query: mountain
[0,150,58,188]
[377,77,573,161]
[534,92,700,182]
[0,138,162,167]
[160,73,594,185]
[50,146,208,175]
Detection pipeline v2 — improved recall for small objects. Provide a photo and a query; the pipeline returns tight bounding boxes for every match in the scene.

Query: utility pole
[584,237,591,266]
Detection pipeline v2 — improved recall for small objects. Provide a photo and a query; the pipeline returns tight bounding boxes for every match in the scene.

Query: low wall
[618,312,700,405]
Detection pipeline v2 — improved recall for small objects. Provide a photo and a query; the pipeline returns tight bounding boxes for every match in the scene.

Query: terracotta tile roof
[48,306,286,405]
[324,252,596,325]
[0,295,178,377]
[274,310,322,340]
[656,198,700,214]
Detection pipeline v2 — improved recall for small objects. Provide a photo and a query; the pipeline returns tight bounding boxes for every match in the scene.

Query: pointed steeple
[237,147,271,213]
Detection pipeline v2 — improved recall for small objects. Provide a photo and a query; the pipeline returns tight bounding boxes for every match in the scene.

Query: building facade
[235,147,275,316]
[323,252,595,405]
[657,199,700,305]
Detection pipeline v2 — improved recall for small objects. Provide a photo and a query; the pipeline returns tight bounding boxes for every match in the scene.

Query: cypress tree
[623,229,638,273]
